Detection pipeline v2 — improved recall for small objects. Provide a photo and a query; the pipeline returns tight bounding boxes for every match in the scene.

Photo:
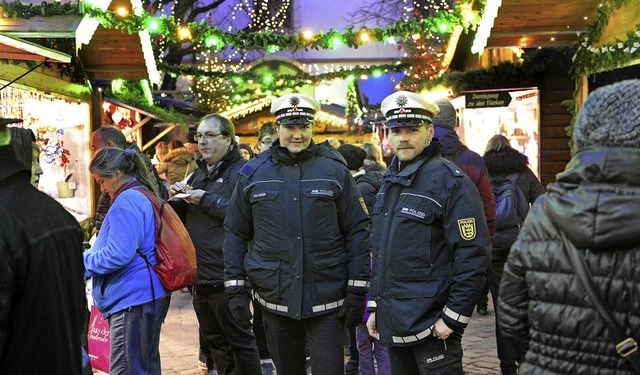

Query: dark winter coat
[0,144,86,375]
[435,127,496,239]
[483,148,545,207]
[224,140,371,320]
[369,140,491,347]
[498,147,640,374]
[354,169,382,212]
[156,147,197,185]
[483,148,545,277]
[171,145,245,286]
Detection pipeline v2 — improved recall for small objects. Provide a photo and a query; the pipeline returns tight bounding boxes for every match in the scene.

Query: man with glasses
[366,91,491,374]
[255,122,276,154]
[223,93,371,375]
[170,114,261,375]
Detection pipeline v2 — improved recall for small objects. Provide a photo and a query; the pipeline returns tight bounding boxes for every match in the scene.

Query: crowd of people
[2,79,640,375]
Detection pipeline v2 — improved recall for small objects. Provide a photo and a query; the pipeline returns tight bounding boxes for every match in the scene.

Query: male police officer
[366,91,491,374]
[223,93,371,375]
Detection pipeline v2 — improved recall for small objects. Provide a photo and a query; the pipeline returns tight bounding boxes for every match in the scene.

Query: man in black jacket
[367,92,491,374]
[223,94,371,375]
[170,114,261,375]
[0,120,87,374]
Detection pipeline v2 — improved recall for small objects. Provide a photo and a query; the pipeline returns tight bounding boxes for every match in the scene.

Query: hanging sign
[465,91,513,108]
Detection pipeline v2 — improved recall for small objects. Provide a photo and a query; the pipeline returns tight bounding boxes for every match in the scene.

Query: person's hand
[170,182,191,196]
[432,317,454,340]
[228,292,252,329]
[366,312,379,339]
[183,189,205,205]
[338,292,366,329]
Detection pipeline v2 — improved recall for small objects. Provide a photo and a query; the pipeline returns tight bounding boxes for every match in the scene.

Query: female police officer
[223,93,371,375]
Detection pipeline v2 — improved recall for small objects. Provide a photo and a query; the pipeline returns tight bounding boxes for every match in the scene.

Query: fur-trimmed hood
[483,148,529,176]
[163,147,196,164]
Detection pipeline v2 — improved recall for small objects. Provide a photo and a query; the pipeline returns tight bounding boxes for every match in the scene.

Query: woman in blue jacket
[84,147,170,375]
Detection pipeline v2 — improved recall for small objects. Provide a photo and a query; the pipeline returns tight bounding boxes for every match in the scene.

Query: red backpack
[134,187,197,292]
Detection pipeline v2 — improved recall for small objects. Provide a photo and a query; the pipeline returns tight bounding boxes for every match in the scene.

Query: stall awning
[0,33,71,62]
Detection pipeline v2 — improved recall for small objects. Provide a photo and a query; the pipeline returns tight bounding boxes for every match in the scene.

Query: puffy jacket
[171,145,244,285]
[484,147,545,278]
[435,127,496,239]
[369,140,491,347]
[224,140,371,320]
[498,147,640,374]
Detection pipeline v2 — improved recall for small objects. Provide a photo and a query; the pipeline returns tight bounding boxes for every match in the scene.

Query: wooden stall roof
[77,0,154,81]
[485,0,603,49]
[0,33,71,62]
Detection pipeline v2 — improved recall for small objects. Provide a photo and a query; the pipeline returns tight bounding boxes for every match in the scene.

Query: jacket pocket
[244,252,281,303]
[390,280,442,336]
[249,189,279,203]
[394,193,442,224]
[301,179,341,201]
[312,251,348,303]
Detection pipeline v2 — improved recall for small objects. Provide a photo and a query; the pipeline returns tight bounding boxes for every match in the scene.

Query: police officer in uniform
[223,93,371,375]
[366,91,491,374]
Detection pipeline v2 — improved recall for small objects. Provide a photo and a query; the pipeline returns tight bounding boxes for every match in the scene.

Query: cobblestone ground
[96,291,501,374]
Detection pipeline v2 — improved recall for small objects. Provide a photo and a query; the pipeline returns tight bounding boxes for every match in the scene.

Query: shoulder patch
[441,158,465,178]
[239,163,255,177]
[457,218,476,240]
[239,156,268,177]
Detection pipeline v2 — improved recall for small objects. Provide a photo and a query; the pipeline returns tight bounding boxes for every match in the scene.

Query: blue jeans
[108,295,171,375]
[387,332,463,375]
[263,309,345,375]
[356,323,391,375]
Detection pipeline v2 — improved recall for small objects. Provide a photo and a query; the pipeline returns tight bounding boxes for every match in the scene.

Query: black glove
[338,292,366,329]
[228,292,252,330]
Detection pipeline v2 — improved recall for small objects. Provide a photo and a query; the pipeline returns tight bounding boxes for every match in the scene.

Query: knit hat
[381,91,439,127]
[574,79,640,150]
[432,98,457,130]
[270,93,320,125]
[337,144,366,171]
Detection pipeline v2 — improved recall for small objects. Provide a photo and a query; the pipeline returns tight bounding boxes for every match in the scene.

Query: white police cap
[381,91,440,127]
[270,93,320,125]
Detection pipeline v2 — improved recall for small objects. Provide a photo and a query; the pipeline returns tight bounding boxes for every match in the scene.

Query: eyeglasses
[260,140,273,146]
[194,133,224,142]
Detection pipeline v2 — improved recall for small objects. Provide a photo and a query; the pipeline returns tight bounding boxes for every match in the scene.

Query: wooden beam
[143,125,177,151]
[0,15,82,37]
[123,116,151,137]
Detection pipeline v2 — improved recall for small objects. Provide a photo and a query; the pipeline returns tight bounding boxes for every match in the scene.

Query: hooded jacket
[435,127,496,238]
[0,145,86,375]
[483,148,545,206]
[484,148,545,276]
[498,147,640,374]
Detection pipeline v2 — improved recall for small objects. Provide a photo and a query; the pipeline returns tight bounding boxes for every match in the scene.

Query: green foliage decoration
[572,0,639,77]
[0,0,78,18]
[83,5,465,54]
[107,80,200,126]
